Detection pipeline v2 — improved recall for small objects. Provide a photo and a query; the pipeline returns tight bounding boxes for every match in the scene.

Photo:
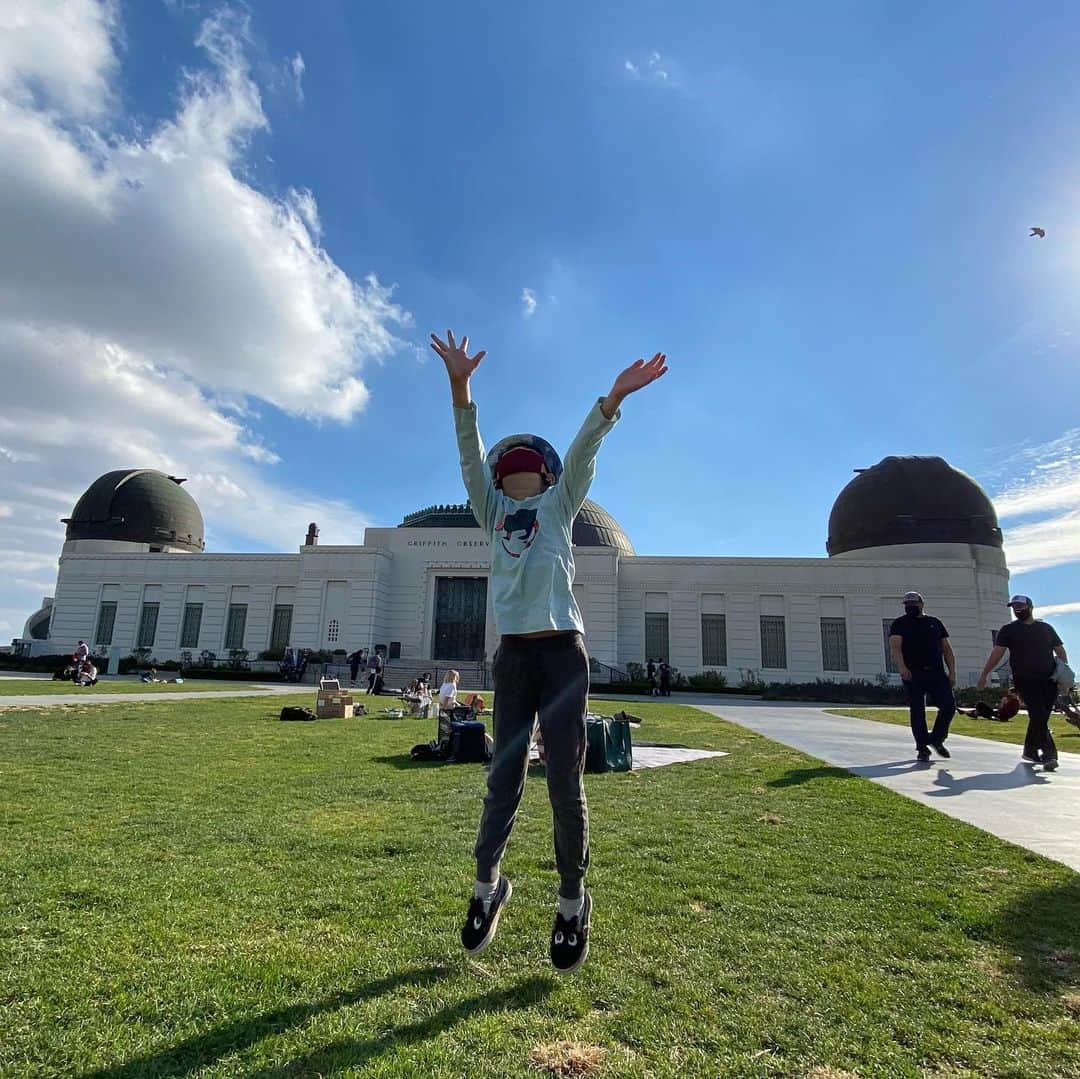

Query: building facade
[19,458,1011,684]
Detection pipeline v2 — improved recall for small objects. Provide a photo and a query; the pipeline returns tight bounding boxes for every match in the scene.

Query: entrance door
[433,577,488,660]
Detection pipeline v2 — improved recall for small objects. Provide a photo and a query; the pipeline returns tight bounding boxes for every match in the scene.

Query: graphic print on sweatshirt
[495,507,539,558]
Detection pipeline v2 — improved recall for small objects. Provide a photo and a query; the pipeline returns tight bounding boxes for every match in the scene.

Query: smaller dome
[63,469,205,552]
[827,456,1002,556]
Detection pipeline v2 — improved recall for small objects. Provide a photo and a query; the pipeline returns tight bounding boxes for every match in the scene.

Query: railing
[299,659,492,692]
[588,657,628,684]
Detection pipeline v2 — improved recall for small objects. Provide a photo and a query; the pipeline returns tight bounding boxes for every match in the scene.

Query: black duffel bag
[280,706,317,722]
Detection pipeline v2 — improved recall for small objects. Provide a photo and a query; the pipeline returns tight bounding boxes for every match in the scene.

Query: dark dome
[63,470,205,552]
[401,498,635,555]
[827,456,1002,556]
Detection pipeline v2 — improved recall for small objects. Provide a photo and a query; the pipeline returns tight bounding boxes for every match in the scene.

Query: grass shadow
[247,975,554,1077]
[371,754,489,771]
[994,879,1080,992]
[79,965,452,1079]
[768,765,860,788]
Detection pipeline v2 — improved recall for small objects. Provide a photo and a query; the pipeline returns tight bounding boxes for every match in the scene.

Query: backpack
[585,716,633,773]
[280,706,317,722]
[449,719,489,763]
[410,740,448,761]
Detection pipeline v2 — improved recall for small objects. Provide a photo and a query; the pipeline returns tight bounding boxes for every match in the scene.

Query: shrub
[259,648,285,662]
[738,668,766,692]
[760,678,905,704]
[625,662,645,683]
[688,670,727,690]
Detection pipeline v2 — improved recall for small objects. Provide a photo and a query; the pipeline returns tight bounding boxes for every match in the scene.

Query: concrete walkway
[696,701,1080,873]
[0,685,303,708]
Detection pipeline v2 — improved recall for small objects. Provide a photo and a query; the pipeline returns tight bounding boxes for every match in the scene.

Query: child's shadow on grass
[81,968,552,1079]
[247,975,553,1077]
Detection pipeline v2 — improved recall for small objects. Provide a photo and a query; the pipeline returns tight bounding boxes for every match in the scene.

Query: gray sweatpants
[473,631,590,899]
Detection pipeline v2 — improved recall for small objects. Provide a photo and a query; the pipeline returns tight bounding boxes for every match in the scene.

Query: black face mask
[904,604,921,616]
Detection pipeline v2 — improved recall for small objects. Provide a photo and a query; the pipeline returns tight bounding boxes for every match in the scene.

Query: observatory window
[760,615,787,669]
[820,617,849,672]
[882,619,898,674]
[270,605,293,651]
[225,604,247,649]
[136,602,160,648]
[94,602,117,647]
[701,614,727,667]
[645,613,669,663]
[180,603,203,648]
[327,619,340,643]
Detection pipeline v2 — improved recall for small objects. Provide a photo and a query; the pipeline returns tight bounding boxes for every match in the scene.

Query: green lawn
[830,707,1080,751]
[0,678,277,697]
[1,697,1077,1078]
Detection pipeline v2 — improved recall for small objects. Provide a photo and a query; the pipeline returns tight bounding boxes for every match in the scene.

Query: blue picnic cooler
[585,715,633,773]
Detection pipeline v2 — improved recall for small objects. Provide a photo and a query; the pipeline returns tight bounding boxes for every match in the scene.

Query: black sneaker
[460,876,511,957]
[1043,758,1059,772]
[1022,751,1042,764]
[929,741,951,759]
[916,746,931,762]
[550,892,591,975]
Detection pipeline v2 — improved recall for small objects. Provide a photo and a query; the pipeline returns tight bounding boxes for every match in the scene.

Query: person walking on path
[646,658,658,696]
[432,327,666,975]
[366,650,383,694]
[978,595,1069,771]
[889,591,957,762]
[659,659,672,697]
[347,647,365,685]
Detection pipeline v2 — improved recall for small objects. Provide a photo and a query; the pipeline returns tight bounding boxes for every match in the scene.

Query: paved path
[0,685,303,708]
[696,701,1080,873]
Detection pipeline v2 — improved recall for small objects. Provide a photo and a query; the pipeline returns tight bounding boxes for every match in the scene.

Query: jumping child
[431,328,667,974]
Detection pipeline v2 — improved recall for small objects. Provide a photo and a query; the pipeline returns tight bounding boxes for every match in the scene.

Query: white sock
[474,877,499,912]
[557,893,584,921]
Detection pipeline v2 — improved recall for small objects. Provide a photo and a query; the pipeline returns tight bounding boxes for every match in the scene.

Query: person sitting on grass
[432,327,667,975]
[956,689,1021,722]
[75,661,98,687]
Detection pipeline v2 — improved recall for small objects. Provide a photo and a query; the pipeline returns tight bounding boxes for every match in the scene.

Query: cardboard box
[315,677,355,719]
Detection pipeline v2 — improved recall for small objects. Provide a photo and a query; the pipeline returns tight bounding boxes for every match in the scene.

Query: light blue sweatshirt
[454,399,620,636]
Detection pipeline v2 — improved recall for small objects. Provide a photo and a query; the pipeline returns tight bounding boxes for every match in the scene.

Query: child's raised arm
[432,329,498,532]
[558,352,669,516]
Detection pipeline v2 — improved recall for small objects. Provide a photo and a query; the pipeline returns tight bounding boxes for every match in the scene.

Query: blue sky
[2,1,1079,651]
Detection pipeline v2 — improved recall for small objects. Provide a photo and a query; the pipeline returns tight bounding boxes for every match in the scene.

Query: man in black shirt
[978,595,1068,771]
[889,591,957,762]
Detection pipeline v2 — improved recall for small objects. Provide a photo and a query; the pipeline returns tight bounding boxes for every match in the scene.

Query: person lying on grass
[431,328,667,974]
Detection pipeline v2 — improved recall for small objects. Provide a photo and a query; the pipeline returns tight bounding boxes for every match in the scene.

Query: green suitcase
[585,716,633,773]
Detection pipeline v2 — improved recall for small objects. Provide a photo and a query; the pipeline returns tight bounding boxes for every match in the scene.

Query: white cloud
[624,50,671,85]
[288,51,305,103]
[1037,601,1080,618]
[0,0,117,118]
[992,429,1080,574]
[0,1,405,639]
[521,287,537,318]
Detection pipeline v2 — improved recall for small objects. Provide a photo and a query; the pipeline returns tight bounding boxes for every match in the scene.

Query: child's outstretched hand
[602,352,668,417]
[431,330,486,383]
[612,353,668,397]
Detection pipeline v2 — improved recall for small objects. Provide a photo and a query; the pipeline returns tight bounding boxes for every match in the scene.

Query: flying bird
[1030,227,1046,238]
